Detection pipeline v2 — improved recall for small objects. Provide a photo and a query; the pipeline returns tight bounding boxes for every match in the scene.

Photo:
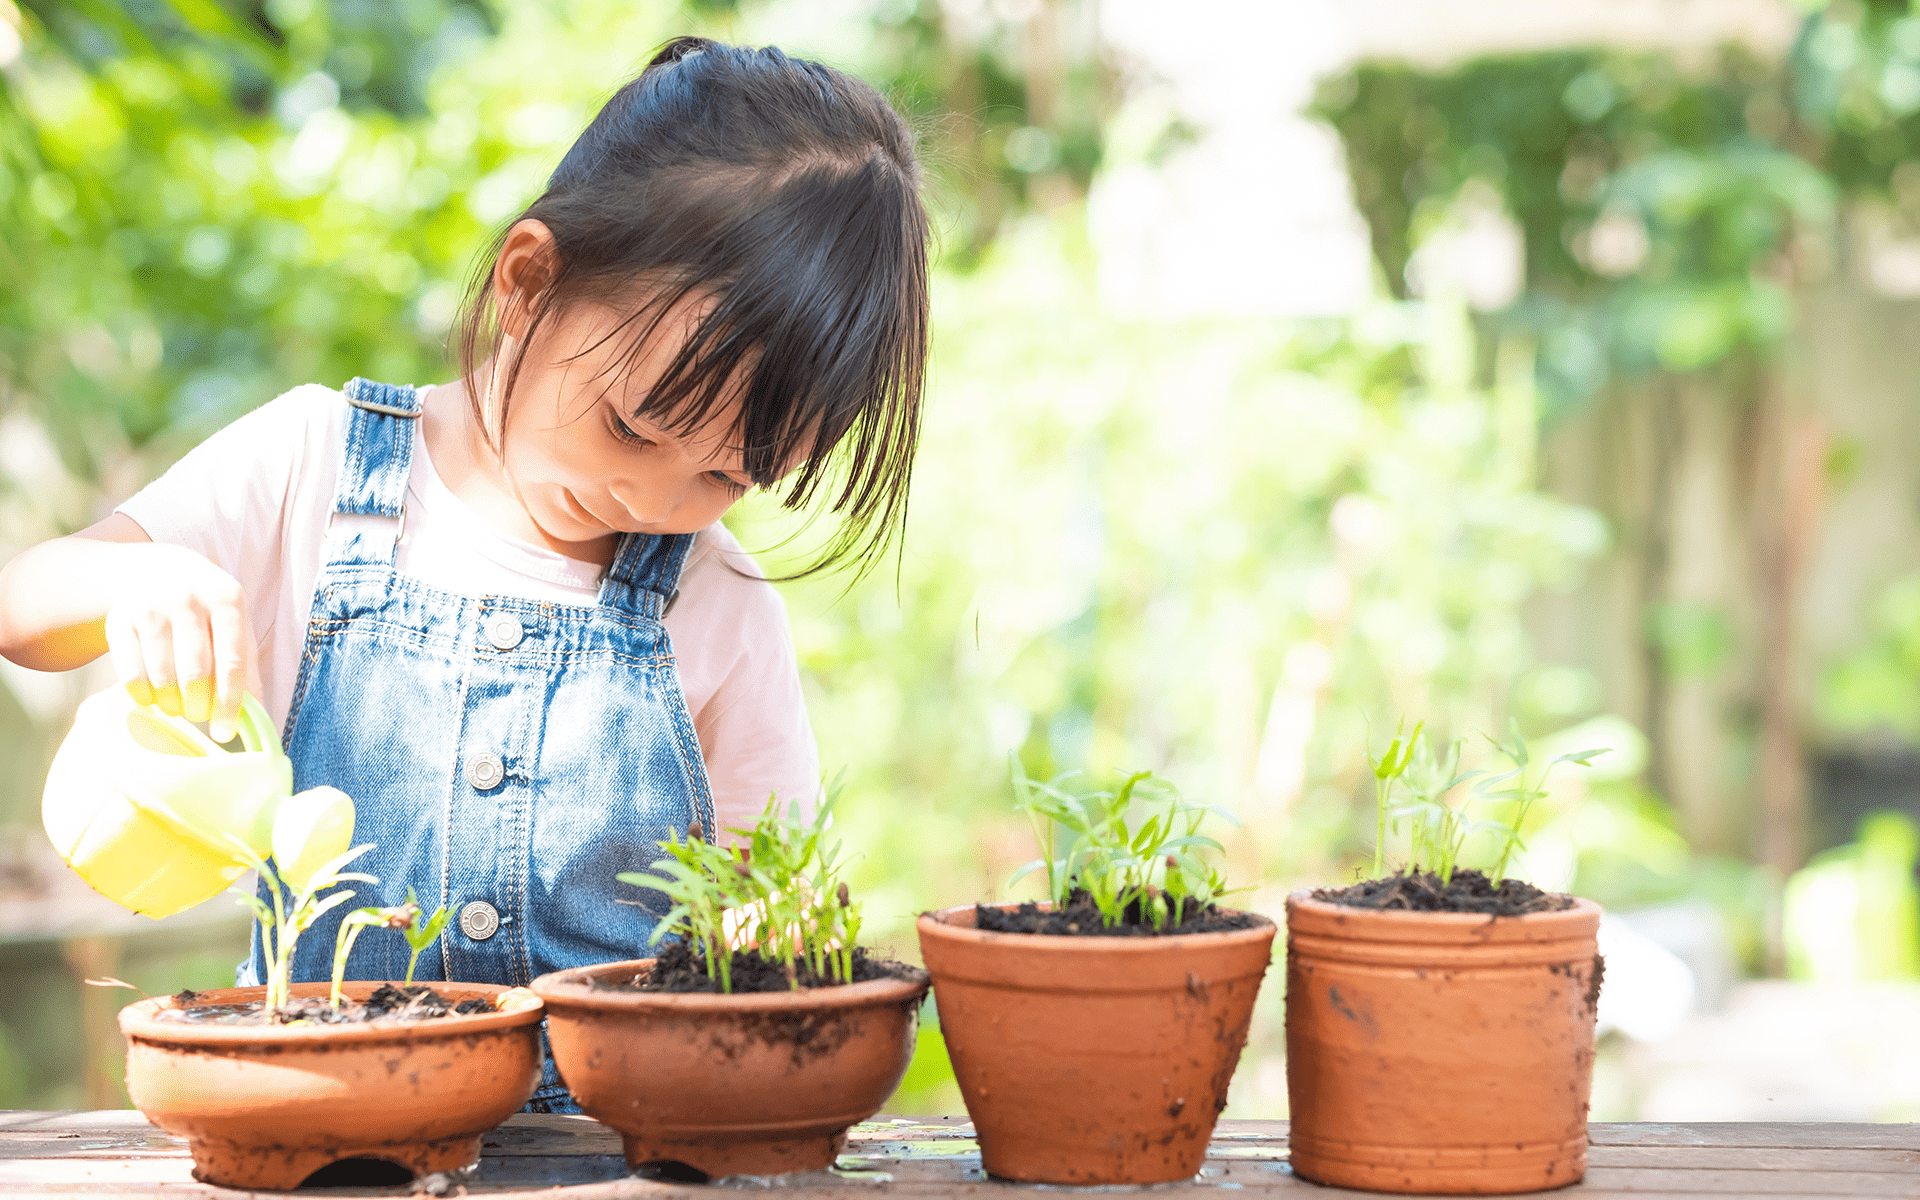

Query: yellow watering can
[42,684,297,917]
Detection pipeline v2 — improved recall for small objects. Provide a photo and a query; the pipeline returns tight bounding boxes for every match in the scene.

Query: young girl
[0,37,928,1111]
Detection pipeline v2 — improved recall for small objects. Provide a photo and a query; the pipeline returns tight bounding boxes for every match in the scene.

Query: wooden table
[4,1111,1917,1197]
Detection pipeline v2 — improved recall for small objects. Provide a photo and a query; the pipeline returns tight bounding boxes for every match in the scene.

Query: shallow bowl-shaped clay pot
[1285,892,1603,1195]
[120,980,544,1190]
[916,904,1276,1186]
[530,958,930,1179]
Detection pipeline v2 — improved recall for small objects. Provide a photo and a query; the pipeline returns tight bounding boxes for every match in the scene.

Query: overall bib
[240,377,716,1111]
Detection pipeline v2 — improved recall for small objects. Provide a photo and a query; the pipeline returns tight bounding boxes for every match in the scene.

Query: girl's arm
[0,512,253,741]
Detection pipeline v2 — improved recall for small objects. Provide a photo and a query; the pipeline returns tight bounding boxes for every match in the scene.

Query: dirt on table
[155,983,495,1025]
[972,888,1262,937]
[594,942,922,994]
[1312,868,1575,915]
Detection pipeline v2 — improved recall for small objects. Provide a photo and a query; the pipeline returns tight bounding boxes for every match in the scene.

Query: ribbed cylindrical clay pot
[917,904,1276,1185]
[120,981,544,1190]
[531,959,930,1179]
[1285,893,1603,1194]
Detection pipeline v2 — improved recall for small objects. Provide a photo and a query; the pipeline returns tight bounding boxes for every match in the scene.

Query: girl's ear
[493,218,560,339]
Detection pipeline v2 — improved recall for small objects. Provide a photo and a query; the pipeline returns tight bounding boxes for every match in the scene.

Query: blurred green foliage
[1821,573,1920,735]
[1785,810,1920,980]
[1313,1,1920,405]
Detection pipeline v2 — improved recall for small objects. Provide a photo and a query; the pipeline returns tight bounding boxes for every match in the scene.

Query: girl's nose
[607,474,687,527]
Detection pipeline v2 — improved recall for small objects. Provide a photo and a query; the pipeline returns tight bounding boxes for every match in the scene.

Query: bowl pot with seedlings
[916,764,1275,1186]
[1286,722,1606,1196]
[530,795,930,1181]
[114,787,543,1191]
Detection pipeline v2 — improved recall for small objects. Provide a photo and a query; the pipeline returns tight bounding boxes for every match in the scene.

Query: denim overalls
[240,377,716,1111]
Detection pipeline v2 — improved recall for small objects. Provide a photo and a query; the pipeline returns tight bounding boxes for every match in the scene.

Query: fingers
[103,609,153,708]
[100,557,248,733]
[172,606,218,725]
[208,602,247,743]
[138,609,184,717]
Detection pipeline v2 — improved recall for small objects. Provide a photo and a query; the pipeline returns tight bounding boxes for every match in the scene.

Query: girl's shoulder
[673,522,787,630]
[192,382,349,467]
[689,520,764,576]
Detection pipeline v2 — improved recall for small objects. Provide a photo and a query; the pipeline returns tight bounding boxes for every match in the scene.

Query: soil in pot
[974,887,1264,936]
[1314,867,1575,915]
[592,942,919,993]
[153,982,497,1025]
[532,955,930,1181]
[120,980,543,1191]
[917,903,1276,1186]
[1285,886,1602,1195]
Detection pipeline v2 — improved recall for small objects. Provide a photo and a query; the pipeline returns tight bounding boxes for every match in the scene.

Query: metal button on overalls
[467,753,504,790]
[485,613,524,650]
[459,901,499,941]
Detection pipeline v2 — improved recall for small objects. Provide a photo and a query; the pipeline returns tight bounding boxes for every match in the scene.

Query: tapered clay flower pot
[916,904,1276,1185]
[120,981,544,1190]
[1285,892,1604,1194]
[530,958,930,1178]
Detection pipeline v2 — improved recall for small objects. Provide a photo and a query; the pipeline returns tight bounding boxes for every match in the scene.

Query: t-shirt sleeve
[672,538,820,844]
[114,384,335,655]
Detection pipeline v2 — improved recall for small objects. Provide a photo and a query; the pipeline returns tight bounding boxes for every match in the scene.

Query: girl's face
[493,297,769,548]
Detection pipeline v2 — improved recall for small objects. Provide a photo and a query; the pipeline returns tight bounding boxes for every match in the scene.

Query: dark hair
[455,36,929,580]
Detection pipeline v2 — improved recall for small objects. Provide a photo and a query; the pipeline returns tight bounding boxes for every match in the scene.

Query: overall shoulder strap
[326,378,423,565]
[599,532,697,619]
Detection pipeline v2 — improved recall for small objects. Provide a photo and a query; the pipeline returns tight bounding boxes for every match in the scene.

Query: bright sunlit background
[8,0,1920,1123]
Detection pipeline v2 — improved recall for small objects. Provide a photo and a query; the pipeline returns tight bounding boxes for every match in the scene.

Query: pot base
[187,1133,480,1191]
[1288,1133,1588,1195]
[622,1128,850,1179]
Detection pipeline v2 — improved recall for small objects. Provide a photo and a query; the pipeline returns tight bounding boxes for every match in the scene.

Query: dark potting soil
[972,888,1261,936]
[154,983,494,1026]
[594,942,921,994]
[1313,868,1575,915]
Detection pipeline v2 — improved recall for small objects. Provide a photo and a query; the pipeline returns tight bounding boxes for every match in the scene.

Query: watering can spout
[43,684,293,917]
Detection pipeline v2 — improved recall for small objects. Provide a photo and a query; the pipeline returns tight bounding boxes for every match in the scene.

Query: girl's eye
[709,470,748,494]
[609,414,652,446]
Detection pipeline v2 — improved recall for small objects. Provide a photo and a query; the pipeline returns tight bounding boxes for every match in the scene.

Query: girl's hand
[101,544,253,743]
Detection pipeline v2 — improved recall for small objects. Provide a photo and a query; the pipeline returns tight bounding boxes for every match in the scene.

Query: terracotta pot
[916,904,1276,1185]
[1284,892,1604,1195]
[120,980,544,1190]
[530,958,930,1178]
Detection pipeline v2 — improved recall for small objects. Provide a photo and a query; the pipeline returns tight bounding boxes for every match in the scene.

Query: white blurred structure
[1598,983,1920,1121]
[1090,0,1799,319]
[1596,916,1696,1043]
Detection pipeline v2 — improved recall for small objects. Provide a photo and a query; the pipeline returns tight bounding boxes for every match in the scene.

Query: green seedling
[1367,719,1609,883]
[396,887,452,986]
[1369,719,1421,878]
[325,888,452,1008]
[224,837,375,1013]
[1384,735,1498,884]
[331,907,389,1009]
[1008,756,1240,931]
[1478,719,1608,882]
[622,787,862,994]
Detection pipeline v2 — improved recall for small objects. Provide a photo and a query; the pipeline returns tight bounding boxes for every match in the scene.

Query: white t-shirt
[116,383,817,840]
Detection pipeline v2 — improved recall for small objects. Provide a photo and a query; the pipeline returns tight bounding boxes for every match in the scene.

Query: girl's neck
[419,366,622,570]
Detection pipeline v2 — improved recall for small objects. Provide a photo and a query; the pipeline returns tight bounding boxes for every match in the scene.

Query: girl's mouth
[565,488,649,535]
[561,488,610,530]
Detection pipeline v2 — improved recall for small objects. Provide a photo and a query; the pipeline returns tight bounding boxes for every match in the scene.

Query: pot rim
[529,957,931,1012]
[1286,889,1603,927]
[118,979,543,1046]
[916,902,1277,952]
